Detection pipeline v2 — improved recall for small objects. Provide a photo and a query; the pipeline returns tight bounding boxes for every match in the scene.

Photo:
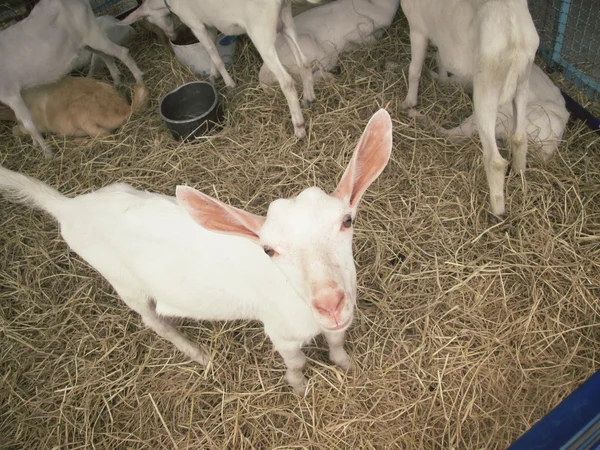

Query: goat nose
[312,289,345,318]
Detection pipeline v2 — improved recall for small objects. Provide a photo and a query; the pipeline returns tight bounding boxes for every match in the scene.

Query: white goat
[120,0,319,139]
[0,109,393,395]
[71,15,136,86]
[259,0,401,86]
[430,63,570,162]
[400,0,539,218]
[0,0,144,159]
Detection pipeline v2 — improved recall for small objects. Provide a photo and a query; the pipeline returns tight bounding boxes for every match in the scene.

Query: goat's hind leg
[510,71,531,174]
[279,2,316,107]
[473,78,509,219]
[116,287,210,365]
[89,53,123,87]
[84,26,143,84]
[3,93,54,159]
[248,24,307,138]
[188,23,236,90]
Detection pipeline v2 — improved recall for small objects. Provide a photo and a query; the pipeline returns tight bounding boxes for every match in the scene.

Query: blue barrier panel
[507,370,600,450]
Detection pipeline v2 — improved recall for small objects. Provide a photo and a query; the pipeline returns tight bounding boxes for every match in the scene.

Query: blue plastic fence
[529,0,600,102]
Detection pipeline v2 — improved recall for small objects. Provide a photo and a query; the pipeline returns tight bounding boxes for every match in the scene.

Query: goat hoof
[43,147,56,160]
[294,126,306,139]
[489,212,506,225]
[332,353,352,372]
[290,378,308,396]
[401,99,416,110]
[192,351,210,366]
[226,86,237,95]
[301,99,313,109]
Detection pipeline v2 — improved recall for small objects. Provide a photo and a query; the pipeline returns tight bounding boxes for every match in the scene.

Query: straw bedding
[1,13,599,449]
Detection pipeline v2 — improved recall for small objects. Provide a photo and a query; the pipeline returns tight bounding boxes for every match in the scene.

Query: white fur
[258,0,401,86]
[400,0,540,218]
[0,109,393,395]
[0,0,144,159]
[71,15,136,84]
[120,0,320,139]
[432,64,570,162]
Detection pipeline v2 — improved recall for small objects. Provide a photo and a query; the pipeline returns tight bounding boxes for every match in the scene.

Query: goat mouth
[324,318,352,332]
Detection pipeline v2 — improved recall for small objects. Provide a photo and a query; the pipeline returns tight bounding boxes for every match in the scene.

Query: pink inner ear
[176,186,265,241]
[334,109,393,207]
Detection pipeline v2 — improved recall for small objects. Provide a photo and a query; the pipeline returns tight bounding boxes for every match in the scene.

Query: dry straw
[1,13,599,449]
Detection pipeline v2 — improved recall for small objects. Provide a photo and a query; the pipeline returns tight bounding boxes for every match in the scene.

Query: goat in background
[400,0,539,219]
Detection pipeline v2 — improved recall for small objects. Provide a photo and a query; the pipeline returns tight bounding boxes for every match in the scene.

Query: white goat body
[259,0,401,85]
[0,109,393,395]
[400,0,539,218]
[0,0,144,158]
[121,0,319,139]
[431,64,570,161]
[71,15,136,84]
[0,76,149,138]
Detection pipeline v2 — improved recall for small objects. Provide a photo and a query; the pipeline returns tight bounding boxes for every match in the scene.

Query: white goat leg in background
[400,0,539,218]
[121,0,319,139]
[0,109,393,395]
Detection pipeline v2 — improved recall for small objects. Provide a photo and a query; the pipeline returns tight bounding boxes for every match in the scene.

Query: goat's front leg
[323,330,351,371]
[279,1,316,107]
[511,69,532,174]
[188,22,236,90]
[270,336,308,395]
[401,29,428,109]
[3,94,54,159]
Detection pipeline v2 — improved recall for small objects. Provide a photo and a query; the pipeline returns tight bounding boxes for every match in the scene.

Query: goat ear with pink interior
[120,3,149,25]
[333,109,393,210]
[176,186,266,241]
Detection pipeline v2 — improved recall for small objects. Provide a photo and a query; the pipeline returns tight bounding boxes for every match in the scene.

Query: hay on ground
[1,14,599,449]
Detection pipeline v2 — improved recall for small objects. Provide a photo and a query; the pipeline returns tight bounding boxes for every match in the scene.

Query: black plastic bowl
[159,81,223,141]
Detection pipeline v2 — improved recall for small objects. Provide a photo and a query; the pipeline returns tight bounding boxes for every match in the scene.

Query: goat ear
[120,4,148,25]
[176,186,265,241]
[333,109,392,209]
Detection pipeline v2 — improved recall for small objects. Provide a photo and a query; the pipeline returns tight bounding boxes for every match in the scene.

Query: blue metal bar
[561,91,600,136]
[551,0,572,66]
[507,370,600,450]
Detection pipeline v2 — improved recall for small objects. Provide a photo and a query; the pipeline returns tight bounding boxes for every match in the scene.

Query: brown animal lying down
[0,77,148,139]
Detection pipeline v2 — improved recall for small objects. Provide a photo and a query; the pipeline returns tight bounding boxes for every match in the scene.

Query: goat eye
[342,215,353,228]
[263,246,275,257]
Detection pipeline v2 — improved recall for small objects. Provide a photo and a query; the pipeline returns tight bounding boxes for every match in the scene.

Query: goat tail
[130,83,149,115]
[0,166,68,220]
[0,106,17,122]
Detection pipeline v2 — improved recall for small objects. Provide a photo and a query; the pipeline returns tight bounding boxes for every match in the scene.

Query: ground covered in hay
[1,13,599,450]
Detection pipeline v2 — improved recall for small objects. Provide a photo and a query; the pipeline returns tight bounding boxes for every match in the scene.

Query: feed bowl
[170,26,238,76]
[159,81,224,141]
